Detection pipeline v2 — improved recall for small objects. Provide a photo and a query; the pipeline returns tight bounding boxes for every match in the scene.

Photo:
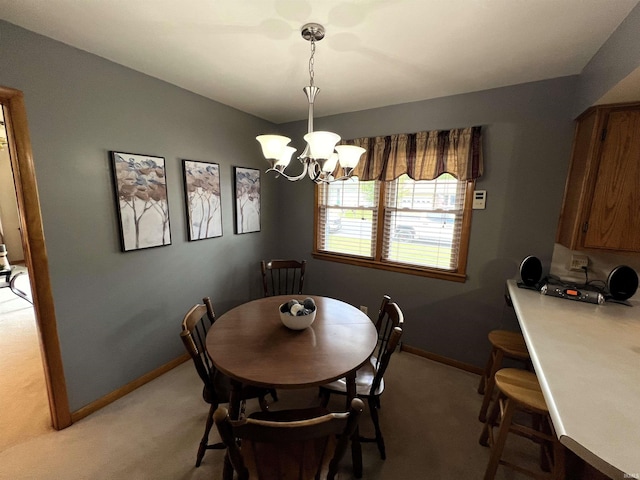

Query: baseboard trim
[71,353,190,423]
[401,344,483,375]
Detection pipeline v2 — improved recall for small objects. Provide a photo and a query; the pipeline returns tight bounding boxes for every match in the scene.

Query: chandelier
[256,23,365,184]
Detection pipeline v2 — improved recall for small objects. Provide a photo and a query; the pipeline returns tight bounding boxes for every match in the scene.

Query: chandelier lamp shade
[256,23,365,183]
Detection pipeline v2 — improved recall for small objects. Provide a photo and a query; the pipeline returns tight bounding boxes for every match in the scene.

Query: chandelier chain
[308,38,316,87]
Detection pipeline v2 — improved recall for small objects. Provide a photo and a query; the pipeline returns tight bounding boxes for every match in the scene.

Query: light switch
[473,190,486,209]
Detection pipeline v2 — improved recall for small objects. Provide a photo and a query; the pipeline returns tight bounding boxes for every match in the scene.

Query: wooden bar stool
[479,368,565,480]
[477,329,530,422]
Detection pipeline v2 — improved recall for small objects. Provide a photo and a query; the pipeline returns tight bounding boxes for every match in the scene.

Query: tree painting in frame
[183,160,223,240]
[110,151,172,251]
[234,167,261,234]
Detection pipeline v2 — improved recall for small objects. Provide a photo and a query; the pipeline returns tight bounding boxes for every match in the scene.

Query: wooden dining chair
[319,297,404,460]
[180,297,272,467]
[261,259,306,297]
[214,397,365,480]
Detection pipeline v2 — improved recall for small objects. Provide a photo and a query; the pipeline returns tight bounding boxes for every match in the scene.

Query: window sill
[312,251,467,283]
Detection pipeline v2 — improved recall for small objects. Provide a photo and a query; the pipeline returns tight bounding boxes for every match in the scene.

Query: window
[316,179,380,258]
[313,126,482,281]
[314,174,474,282]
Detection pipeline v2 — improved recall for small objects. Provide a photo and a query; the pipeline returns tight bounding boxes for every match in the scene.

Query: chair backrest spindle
[180,303,217,399]
[261,259,306,297]
[370,326,402,396]
[372,296,403,371]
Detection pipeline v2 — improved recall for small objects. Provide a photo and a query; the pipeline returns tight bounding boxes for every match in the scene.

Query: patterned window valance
[343,126,483,182]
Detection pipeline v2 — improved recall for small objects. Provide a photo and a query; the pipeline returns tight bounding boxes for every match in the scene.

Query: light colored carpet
[0,348,545,479]
[0,267,52,453]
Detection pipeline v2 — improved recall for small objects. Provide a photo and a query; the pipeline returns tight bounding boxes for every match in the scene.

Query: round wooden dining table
[206,294,378,478]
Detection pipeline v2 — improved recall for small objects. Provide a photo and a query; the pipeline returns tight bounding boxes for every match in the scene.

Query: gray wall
[0,21,282,411]
[277,77,578,367]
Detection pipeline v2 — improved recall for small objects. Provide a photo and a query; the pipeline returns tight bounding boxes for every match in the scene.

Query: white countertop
[507,279,640,479]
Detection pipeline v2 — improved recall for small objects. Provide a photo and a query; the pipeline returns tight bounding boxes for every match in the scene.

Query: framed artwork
[182,160,223,241]
[110,151,172,251]
[233,166,261,234]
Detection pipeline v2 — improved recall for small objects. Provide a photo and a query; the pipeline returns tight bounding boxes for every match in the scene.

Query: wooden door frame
[0,85,71,429]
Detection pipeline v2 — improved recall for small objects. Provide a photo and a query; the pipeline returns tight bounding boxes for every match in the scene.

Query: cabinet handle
[582,221,589,233]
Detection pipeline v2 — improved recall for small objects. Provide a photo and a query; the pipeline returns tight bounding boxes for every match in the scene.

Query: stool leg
[483,397,516,480]
[479,391,503,447]
[479,350,503,423]
[477,347,496,395]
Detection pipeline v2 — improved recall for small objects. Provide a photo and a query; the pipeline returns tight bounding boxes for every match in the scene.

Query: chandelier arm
[307,161,324,183]
[314,173,354,184]
[313,166,357,183]
[266,162,309,182]
[327,174,354,182]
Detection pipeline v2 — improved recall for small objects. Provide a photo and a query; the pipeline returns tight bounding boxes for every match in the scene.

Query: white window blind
[382,174,465,270]
[317,180,380,258]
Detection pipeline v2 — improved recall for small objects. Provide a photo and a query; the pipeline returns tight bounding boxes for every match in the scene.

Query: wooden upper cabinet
[556,102,640,253]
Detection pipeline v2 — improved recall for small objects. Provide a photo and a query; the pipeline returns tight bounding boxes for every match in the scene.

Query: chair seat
[488,330,529,359]
[320,359,384,398]
[494,368,548,414]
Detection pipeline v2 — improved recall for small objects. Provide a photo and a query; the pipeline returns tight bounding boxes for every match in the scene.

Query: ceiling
[1,0,639,124]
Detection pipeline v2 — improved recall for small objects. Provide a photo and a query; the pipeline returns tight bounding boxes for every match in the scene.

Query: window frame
[313,179,475,282]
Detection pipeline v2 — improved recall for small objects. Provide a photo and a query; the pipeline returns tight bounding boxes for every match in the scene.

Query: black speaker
[607,265,638,301]
[519,255,542,287]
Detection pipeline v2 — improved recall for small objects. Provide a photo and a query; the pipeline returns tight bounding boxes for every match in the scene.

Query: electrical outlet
[360,305,368,315]
[570,254,589,271]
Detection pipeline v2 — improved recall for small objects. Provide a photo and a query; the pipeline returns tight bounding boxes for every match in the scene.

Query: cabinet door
[583,109,640,251]
[555,109,599,249]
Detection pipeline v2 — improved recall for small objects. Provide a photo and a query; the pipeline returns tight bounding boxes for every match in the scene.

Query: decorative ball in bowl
[279,297,317,330]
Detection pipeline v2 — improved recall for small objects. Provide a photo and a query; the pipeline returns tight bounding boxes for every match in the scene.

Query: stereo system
[517,256,637,304]
[540,282,605,304]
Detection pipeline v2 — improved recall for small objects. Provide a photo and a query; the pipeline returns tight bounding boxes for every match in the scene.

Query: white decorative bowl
[279,303,317,330]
